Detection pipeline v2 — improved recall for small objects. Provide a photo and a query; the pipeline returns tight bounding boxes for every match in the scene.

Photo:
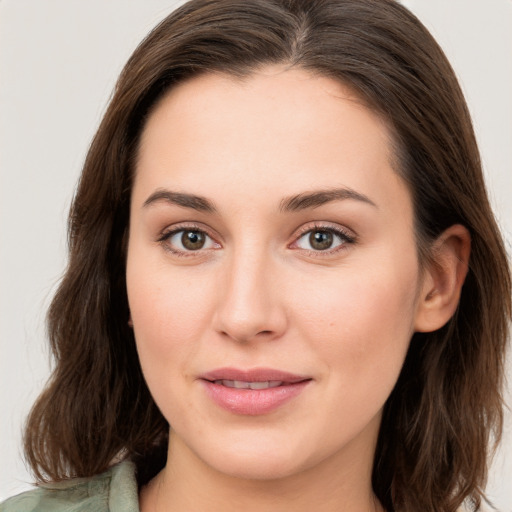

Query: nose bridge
[214,240,286,342]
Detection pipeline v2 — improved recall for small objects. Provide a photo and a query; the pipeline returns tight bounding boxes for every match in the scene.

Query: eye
[294,227,355,252]
[159,228,219,254]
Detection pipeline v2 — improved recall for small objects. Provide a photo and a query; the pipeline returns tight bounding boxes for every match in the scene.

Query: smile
[200,368,312,415]
[213,380,284,389]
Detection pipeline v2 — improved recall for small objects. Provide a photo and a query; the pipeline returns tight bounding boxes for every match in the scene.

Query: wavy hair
[24,1,511,511]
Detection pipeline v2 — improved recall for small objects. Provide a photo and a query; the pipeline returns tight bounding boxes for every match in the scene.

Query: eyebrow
[142,186,377,214]
[143,189,217,213]
[280,187,377,212]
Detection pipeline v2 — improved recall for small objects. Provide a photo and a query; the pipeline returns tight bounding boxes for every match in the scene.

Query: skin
[127,66,470,512]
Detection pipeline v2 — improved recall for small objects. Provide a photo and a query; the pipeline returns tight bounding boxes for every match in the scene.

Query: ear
[414,224,471,333]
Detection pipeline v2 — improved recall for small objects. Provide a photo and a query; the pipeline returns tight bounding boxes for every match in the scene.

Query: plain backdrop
[1,0,511,508]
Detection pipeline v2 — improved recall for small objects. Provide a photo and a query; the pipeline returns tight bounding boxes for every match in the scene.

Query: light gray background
[1,0,511,508]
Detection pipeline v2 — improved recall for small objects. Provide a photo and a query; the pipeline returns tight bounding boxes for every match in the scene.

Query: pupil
[182,231,205,250]
[310,231,333,250]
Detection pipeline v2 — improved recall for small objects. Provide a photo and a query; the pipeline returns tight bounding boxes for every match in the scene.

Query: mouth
[200,367,311,384]
[200,367,312,415]
[211,380,286,389]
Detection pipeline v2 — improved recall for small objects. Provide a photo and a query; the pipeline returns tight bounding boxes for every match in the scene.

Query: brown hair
[24,1,511,510]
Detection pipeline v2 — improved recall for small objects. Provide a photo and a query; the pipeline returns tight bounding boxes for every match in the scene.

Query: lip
[199,367,312,415]
[200,367,310,383]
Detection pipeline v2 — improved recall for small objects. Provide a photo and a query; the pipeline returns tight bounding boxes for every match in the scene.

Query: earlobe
[414,224,471,333]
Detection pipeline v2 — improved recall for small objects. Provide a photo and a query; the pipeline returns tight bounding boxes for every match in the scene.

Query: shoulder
[0,461,139,512]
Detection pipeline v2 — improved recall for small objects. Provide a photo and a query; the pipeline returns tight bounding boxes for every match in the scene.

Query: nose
[213,248,287,343]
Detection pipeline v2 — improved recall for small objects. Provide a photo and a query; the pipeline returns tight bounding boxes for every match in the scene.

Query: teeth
[213,380,283,389]
[248,381,276,390]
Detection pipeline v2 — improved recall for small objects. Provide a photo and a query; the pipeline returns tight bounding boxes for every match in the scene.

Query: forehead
[138,66,388,156]
[134,66,410,218]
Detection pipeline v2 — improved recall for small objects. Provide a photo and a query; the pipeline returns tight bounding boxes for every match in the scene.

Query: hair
[23,1,510,511]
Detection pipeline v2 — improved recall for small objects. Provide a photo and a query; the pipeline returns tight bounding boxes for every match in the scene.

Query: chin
[190,430,324,482]
[207,450,307,481]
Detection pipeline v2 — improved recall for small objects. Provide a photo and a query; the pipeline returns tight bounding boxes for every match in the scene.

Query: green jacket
[0,461,139,512]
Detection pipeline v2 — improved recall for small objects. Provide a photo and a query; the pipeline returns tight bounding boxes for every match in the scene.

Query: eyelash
[157,222,357,258]
[157,223,218,258]
[291,223,357,256]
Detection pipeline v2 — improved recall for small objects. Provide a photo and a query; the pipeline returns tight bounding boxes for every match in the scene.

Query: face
[126,67,423,481]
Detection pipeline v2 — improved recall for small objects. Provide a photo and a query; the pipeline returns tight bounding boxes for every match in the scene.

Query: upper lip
[200,367,311,384]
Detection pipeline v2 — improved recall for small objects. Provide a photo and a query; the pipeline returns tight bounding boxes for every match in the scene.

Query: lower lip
[201,380,311,415]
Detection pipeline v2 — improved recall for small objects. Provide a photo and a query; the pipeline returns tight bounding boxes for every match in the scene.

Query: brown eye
[161,228,218,254]
[294,227,354,253]
[181,230,206,250]
[309,231,333,250]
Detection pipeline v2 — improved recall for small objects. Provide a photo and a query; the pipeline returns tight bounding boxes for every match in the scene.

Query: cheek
[292,254,419,388]
[126,256,219,426]
[126,250,216,380]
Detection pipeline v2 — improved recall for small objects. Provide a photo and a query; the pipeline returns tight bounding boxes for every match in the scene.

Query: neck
[140,428,383,512]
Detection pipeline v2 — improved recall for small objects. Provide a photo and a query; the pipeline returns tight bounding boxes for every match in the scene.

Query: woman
[1,0,510,511]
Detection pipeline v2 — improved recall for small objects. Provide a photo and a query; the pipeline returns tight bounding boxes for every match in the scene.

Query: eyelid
[293,221,357,239]
[289,222,357,254]
[157,222,222,256]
